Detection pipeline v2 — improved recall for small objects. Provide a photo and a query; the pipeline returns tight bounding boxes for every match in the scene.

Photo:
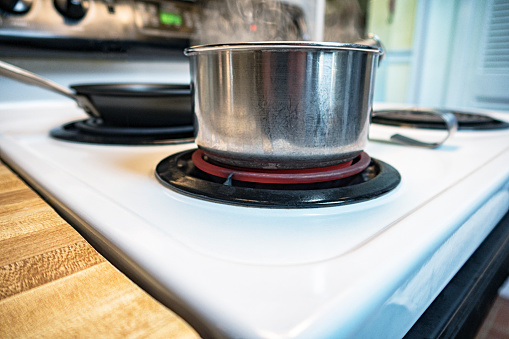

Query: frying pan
[0,60,193,127]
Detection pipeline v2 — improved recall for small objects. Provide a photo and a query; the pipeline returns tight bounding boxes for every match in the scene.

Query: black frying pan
[0,60,193,128]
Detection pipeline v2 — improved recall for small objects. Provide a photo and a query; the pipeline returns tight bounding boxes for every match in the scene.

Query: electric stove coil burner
[50,118,194,145]
[155,149,401,208]
[372,109,509,130]
[193,149,370,184]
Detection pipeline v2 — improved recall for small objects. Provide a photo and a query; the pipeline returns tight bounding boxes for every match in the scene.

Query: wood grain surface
[0,161,199,338]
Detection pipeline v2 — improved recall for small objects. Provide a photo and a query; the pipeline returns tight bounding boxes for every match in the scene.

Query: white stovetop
[1,101,509,338]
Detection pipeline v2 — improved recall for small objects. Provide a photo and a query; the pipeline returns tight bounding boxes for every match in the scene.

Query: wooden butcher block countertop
[0,161,199,338]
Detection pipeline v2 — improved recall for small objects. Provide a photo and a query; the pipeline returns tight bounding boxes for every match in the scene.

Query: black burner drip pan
[50,118,194,145]
[155,149,401,208]
[372,109,509,131]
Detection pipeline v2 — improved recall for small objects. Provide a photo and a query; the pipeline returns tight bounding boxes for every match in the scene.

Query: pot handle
[0,60,101,117]
[371,109,459,149]
[355,33,385,65]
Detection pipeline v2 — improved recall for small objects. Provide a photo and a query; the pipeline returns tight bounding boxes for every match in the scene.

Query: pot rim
[184,41,383,55]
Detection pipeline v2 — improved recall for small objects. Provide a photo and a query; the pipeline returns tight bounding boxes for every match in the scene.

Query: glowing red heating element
[192,149,371,184]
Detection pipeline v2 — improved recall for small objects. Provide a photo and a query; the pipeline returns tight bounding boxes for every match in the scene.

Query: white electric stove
[1,100,509,338]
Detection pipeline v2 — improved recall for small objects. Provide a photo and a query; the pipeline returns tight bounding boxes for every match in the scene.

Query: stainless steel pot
[185,40,383,169]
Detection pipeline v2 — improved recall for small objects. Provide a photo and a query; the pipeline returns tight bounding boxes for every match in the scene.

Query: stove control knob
[0,0,33,14]
[54,0,89,20]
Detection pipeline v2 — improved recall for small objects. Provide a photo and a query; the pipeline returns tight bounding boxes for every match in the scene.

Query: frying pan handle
[0,60,101,117]
[0,60,76,99]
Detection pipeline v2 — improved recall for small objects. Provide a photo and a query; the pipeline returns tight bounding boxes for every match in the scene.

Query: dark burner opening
[155,149,401,208]
[50,118,194,145]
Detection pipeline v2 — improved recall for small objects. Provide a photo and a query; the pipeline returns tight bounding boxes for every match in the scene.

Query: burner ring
[74,118,194,136]
[50,119,194,145]
[155,149,402,208]
[192,149,371,184]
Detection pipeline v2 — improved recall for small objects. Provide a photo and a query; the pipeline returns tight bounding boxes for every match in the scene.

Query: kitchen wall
[367,0,418,104]
[421,0,509,111]
[368,0,509,112]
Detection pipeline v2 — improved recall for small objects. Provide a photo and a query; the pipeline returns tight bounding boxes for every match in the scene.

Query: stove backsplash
[0,0,198,52]
[0,0,324,104]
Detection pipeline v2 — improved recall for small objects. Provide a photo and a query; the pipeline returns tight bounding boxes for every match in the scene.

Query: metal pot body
[185,42,381,169]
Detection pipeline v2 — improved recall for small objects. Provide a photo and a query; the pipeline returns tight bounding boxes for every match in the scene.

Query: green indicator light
[160,12,182,26]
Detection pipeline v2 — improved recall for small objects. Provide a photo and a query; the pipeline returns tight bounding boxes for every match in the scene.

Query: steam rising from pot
[193,0,309,45]
[323,0,365,43]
